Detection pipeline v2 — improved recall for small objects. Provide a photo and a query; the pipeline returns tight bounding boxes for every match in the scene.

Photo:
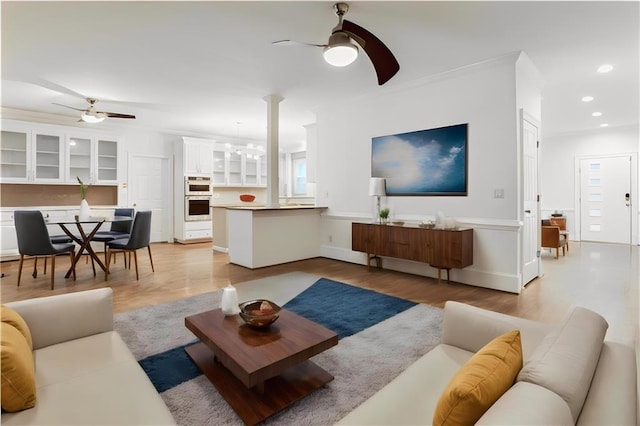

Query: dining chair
[105,211,154,280]
[92,208,135,262]
[14,210,76,290]
[30,235,73,278]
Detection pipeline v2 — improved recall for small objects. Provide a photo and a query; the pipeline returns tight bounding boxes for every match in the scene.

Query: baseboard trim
[319,245,523,294]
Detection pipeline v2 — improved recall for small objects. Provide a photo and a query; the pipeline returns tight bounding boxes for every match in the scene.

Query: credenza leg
[367,254,382,271]
[436,268,451,284]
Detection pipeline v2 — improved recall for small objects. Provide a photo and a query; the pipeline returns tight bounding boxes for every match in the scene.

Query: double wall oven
[185,176,212,221]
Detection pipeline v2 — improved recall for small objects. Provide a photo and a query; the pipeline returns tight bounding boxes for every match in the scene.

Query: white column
[263,94,283,208]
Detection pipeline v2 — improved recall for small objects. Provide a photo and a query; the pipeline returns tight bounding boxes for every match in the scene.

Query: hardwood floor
[1,241,637,342]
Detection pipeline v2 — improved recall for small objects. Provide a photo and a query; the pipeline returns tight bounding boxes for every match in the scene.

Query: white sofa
[339,301,639,425]
[2,288,175,425]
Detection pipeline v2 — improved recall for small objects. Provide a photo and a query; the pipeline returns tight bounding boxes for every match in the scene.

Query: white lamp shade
[323,43,358,67]
[369,177,386,196]
[81,111,106,123]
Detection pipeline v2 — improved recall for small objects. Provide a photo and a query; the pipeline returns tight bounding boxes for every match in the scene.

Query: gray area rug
[114,272,443,425]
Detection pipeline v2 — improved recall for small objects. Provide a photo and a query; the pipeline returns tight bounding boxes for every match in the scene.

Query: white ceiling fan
[273,2,400,85]
[53,97,136,123]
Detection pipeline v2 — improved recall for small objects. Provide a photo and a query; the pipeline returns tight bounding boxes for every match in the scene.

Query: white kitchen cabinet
[66,134,120,185]
[96,139,119,182]
[245,156,258,186]
[213,150,226,185]
[0,120,119,186]
[228,151,243,185]
[260,156,267,185]
[0,209,73,257]
[181,220,213,242]
[184,138,214,176]
[211,144,266,187]
[1,121,65,183]
[0,211,18,257]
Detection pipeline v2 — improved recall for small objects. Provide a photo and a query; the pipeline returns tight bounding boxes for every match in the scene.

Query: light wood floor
[1,241,637,342]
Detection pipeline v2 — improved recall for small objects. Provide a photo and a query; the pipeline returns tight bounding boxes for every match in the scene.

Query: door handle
[625,193,630,206]
[524,210,531,214]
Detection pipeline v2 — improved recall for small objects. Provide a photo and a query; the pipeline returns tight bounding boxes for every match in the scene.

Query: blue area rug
[138,278,416,393]
[283,278,416,339]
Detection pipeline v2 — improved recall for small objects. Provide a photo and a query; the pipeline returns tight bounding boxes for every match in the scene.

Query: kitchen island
[226,205,327,269]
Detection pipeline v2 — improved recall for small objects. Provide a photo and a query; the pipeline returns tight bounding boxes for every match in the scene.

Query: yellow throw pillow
[433,330,523,426]
[1,322,37,412]
[1,305,32,349]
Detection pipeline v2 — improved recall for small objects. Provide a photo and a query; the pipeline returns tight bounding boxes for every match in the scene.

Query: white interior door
[580,156,632,244]
[522,115,540,285]
[128,154,172,243]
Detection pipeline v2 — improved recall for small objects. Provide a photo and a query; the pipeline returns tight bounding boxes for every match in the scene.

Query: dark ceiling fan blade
[272,39,326,48]
[100,111,136,119]
[52,102,86,112]
[342,19,400,85]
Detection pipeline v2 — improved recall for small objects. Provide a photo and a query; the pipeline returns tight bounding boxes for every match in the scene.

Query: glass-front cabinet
[34,132,64,181]
[68,136,93,183]
[228,151,243,186]
[66,134,119,185]
[1,120,120,186]
[0,128,29,181]
[213,150,226,185]
[97,139,118,182]
[244,156,258,186]
[211,143,267,187]
[0,122,64,183]
[260,156,267,185]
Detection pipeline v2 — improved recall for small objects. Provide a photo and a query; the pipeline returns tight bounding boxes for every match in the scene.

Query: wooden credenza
[352,222,473,283]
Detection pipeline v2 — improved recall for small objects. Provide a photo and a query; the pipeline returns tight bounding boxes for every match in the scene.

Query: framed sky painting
[371,123,468,196]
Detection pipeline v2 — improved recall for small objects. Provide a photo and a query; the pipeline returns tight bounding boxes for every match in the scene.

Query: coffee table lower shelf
[185,342,334,426]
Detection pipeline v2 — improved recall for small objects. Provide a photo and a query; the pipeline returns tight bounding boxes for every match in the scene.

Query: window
[291,152,307,196]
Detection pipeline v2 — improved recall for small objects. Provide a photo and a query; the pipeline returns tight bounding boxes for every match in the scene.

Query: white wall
[540,124,639,242]
[314,53,541,293]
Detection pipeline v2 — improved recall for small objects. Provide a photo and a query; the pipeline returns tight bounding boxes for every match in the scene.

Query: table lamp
[369,177,386,223]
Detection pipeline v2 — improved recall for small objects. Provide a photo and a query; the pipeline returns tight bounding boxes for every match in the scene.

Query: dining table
[51,215,133,278]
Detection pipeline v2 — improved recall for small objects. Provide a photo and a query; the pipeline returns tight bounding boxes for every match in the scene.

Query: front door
[128,154,172,243]
[522,115,540,286]
[579,155,632,244]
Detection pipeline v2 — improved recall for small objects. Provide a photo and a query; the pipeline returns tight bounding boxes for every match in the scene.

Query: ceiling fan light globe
[81,111,106,123]
[323,43,358,67]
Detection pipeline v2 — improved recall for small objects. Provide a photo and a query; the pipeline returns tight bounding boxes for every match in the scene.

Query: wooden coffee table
[185,308,338,425]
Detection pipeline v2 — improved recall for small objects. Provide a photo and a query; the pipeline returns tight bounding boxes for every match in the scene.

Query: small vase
[79,199,91,221]
[221,285,240,316]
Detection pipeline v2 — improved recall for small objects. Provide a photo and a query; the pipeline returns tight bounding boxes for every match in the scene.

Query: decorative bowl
[239,194,256,202]
[238,299,281,329]
[391,221,405,226]
[418,222,435,229]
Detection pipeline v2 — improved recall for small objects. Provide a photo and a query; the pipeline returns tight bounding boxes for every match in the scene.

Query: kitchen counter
[226,206,327,268]
[222,205,325,211]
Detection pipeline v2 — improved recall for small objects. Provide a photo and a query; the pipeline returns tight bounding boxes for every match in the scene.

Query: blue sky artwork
[371,123,468,195]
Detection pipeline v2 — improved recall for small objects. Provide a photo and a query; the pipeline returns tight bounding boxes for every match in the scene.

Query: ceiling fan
[273,2,400,85]
[53,98,136,123]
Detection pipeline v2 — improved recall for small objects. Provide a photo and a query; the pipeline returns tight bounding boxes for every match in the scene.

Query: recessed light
[597,64,614,73]
[600,123,609,128]
[581,96,594,102]
[592,112,603,117]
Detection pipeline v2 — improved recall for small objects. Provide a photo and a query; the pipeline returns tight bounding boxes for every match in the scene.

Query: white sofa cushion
[6,288,113,350]
[476,381,573,425]
[517,306,608,422]
[442,301,552,362]
[336,344,474,425]
[1,331,175,425]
